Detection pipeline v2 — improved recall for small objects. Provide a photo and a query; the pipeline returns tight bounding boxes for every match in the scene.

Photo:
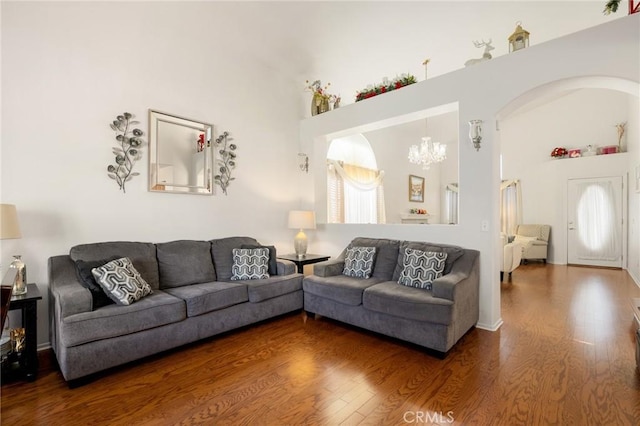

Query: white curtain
[327,160,386,224]
[500,179,522,236]
[444,183,458,224]
[575,181,620,260]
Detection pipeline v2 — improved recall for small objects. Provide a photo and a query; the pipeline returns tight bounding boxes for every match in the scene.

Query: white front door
[567,177,623,268]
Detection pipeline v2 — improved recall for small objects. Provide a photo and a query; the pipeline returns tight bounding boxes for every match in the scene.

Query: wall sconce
[468,120,483,151]
[298,153,309,173]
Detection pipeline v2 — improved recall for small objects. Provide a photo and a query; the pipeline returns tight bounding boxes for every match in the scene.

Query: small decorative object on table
[108,112,144,193]
[9,255,26,296]
[409,208,428,215]
[214,131,236,195]
[306,80,334,116]
[550,147,568,158]
[583,145,596,156]
[355,74,416,102]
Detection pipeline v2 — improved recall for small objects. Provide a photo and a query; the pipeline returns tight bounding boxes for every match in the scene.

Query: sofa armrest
[431,271,468,300]
[49,255,92,317]
[313,260,345,277]
[276,259,296,276]
[431,249,479,301]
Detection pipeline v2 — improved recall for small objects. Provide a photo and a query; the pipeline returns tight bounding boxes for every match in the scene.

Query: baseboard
[476,318,503,332]
[629,268,640,289]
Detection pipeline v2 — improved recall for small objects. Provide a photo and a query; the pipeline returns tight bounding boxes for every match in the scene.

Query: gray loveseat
[303,237,480,354]
[49,236,303,382]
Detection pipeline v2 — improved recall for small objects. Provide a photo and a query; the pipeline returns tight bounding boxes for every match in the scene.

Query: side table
[4,283,42,381]
[277,254,330,274]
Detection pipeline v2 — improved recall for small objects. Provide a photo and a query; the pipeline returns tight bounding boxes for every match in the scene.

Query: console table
[277,254,330,274]
[3,284,42,381]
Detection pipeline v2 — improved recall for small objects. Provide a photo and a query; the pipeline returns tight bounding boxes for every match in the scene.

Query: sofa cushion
[91,257,153,306]
[235,274,303,303]
[163,281,248,317]
[397,249,447,290]
[343,246,376,279]
[345,238,400,281]
[363,281,454,325]
[70,241,160,289]
[157,240,216,288]
[392,241,464,281]
[303,274,383,306]
[210,236,260,281]
[241,244,278,276]
[60,290,185,347]
[74,256,119,309]
[231,248,270,280]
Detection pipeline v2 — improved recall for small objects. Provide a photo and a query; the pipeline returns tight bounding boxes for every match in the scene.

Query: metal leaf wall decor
[214,131,237,195]
[107,112,144,193]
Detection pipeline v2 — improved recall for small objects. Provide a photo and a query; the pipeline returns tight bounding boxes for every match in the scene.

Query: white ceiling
[215,1,620,106]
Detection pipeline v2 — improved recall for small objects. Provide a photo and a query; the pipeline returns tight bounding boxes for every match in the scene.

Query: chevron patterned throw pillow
[398,248,448,290]
[343,246,377,279]
[231,248,270,280]
[91,257,153,305]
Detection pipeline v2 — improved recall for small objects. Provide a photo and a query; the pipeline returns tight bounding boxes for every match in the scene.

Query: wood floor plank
[2,265,639,425]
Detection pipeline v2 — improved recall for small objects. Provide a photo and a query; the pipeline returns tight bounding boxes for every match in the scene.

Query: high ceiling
[215,1,620,107]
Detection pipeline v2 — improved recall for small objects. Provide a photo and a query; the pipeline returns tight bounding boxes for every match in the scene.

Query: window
[327,135,386,224]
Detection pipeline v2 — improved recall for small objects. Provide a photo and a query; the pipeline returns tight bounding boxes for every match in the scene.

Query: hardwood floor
[2,264,639,425]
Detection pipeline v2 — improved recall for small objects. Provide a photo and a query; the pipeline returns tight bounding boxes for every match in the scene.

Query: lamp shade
[288,210,316,230]
[0,204,22,240]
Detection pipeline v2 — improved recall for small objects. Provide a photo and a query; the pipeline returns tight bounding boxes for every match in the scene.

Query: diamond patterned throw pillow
[231,248,270,280]
[343,246,377,279]
[398,248,448,290]
[91,257,153,305]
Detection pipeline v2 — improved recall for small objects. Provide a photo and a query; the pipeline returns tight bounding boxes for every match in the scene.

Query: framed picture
[409,175,425,202]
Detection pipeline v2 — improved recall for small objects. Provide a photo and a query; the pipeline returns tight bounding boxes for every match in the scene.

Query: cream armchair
[514,224,551,263]
[501,233,523,282]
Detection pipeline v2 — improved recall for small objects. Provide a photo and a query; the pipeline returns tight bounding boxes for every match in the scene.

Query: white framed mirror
[148,110,214,195]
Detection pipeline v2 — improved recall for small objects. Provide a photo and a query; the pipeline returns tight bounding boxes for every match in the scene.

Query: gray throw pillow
[343,246,377,279]
[398,248,447,290]
[91,257,153,305]
[231,248,269,280]
[75,256,119,309]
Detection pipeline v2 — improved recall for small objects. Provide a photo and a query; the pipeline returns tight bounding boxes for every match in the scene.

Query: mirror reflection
[149,110,214,195]
[325,109,459,224]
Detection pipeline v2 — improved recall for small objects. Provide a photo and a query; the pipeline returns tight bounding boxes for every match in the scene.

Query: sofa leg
[304,310,316,319]
[500,271,504,282]
[543,259,546,264]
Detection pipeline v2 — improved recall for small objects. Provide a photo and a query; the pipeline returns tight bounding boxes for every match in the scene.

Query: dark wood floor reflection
[2,265,639,425]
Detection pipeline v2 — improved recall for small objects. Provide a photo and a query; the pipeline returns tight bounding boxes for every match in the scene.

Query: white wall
[500,89,634,264]
[1,3,302,347]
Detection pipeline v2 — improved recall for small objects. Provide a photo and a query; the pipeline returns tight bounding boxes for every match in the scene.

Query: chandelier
[408,137,446,169]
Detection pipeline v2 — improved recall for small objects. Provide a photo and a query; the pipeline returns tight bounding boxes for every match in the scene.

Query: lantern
[508,21,530,53]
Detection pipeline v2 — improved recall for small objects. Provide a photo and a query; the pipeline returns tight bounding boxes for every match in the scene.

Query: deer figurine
[464,39,494,67]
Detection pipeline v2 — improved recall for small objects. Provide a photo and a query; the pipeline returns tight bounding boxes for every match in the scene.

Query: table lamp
[1,204,26,295]
[288,210,316,259]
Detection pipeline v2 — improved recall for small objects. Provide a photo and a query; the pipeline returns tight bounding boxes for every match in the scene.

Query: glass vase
[9,255,27,296]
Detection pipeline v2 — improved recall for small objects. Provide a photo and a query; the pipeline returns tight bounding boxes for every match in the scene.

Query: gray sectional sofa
[303,237,480,354]
[49,237,303,382]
